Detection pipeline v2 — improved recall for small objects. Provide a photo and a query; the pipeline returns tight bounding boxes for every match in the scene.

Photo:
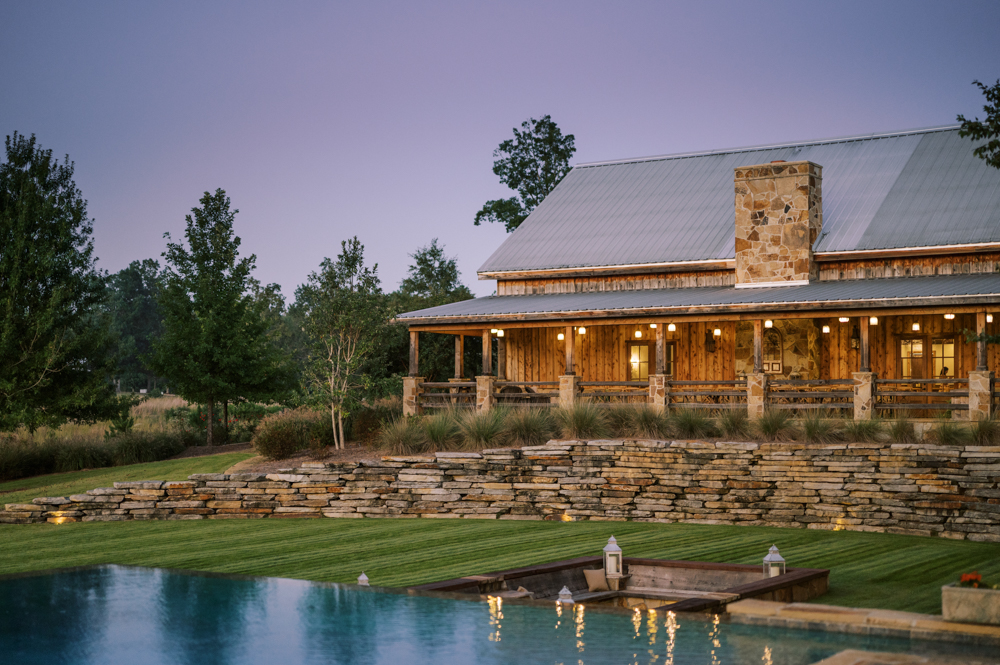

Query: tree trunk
[223,400,229,444]
[331,404,338,449]
[206,398,214,447]
[337,411,345,450]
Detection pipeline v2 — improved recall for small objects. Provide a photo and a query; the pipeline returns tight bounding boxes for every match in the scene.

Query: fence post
[476,375,495,412]
[559,375,579,409]
[449,377,467,407]
[747,372,768,419]
[403,376,424,416]
[852,372,875,421]
[649,375,670,413]
[968,370,994,421]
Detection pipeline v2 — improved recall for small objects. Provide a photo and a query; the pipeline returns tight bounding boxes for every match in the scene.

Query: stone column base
[649,374,670,413]
[476,376,496,412]
[853,372,875,421]
[747,372,768,418]
[559,375,580,409]
[403,376,424,416]
[968,370,994,421]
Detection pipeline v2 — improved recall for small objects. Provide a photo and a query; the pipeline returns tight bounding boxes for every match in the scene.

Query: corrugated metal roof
[398,273,1000,322]
[477,126,1000,274]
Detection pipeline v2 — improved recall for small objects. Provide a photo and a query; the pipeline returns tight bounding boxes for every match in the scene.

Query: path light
[869,316,878,325]
[912,322,920,332]
[634,330,642,338]
[557,332,564,341]
[557,586,574,605]
[839,317,850,323]
[603,536,623,589]
[764,320,773,328]
[944,314,955,320]
[763,545,785,578]
[667,323,676,332]
[822,325,830,334]
[358,572,369,586]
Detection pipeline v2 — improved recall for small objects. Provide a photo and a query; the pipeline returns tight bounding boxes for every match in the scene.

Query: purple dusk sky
[2,1,998,298]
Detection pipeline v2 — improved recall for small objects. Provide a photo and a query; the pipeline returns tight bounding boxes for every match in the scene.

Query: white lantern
[603,536,623,579]
[358,572,370,586]
[557,585,574,605]
[763,545,785,578]
[764,320,773,329]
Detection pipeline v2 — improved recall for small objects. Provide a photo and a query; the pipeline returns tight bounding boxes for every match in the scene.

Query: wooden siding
[818,252,1000,282]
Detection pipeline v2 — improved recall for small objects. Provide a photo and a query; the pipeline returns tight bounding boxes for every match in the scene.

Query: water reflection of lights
[709,614,721,665]
[632,607,642,638]
[574,604,585,653]
[487,596,503,642]
[664,611,678,665]
[763,645,773,665]
[554,600,562,630]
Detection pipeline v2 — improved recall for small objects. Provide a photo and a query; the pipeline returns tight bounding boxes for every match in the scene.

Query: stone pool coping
[727,598,1000,649]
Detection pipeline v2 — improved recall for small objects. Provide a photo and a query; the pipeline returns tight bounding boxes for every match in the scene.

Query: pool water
[0,566,988,665]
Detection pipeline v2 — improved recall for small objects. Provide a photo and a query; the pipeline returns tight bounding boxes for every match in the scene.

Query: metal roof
[477,126,1000,275]
[397,273,1000,323]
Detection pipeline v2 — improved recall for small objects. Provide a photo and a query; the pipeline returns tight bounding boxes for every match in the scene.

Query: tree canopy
[958,79,1000,169]
[0,132,117,431]
[106,259,163,392]
[474,115,575,232]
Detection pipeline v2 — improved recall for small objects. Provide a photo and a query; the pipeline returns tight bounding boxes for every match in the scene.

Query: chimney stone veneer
[734,161,822,286]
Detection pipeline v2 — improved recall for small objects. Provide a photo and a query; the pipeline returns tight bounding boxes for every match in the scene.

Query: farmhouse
[398,125,1000,419]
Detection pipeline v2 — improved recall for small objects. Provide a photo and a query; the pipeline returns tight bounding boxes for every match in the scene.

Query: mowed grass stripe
[3,519,997,613]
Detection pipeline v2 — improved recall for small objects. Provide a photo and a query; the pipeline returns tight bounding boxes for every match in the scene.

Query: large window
[900,338,925,379]
[932,338,955,378]
[628,343,650,381]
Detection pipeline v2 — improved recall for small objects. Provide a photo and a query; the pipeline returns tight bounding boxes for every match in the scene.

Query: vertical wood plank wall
[498,315,997,382]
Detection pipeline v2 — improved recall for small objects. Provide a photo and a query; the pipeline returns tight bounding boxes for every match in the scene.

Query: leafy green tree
[958,79,1000,169]
[474,115,576,232]
[297,237,390,448]
[150,189,293,445]
[0,132,117,432]
[106,259,163,393]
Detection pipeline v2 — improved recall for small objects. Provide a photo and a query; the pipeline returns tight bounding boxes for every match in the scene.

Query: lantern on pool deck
[763,545,785,578]
[603,536,623,585]
[358,572,370,586]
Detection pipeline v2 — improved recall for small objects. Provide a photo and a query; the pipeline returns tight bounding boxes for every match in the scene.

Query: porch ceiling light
[838,317,850,323]
[912,322,920,331]
[490,328,498,334]
[649,323,657,329]
[763,545,785,578]
[634,330,642,338]
[578,327,586,335]
[557,332,565,341]
[713,328,722,337]
[764,320,773,328]
[667,323,676,332]
[822,325,831,334]
[869,316,878,325]
[944,313,955,320]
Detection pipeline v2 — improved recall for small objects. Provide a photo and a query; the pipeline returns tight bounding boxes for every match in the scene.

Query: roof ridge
[574,124,961,169]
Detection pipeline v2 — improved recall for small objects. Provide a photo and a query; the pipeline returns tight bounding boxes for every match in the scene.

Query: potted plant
[942,572,1000,625]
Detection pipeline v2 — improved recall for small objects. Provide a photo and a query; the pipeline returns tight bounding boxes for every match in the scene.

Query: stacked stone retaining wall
[3,440,998,541]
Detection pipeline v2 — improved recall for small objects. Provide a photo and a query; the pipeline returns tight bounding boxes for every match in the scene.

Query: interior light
[649,323,657,329]
[496,329,504,337]
[944,313,955,320]
[764,320,773,328]
[557,333,564,341]
[869,316,878,325]
[912,322,920,331]
[822,325,830,334]
[667,323,676,332]
[634,330,642,338]
[578,327,586,335]
[713,328,722,337]
[839,317,850,323]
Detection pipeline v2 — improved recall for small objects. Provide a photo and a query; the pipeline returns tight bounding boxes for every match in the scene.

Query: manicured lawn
[2,518,996,615]
[0,452,255,506]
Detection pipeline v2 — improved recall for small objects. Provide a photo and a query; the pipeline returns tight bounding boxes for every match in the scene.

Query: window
[932,338,955,378]
[763,329,782,374]
[628,343,650,381]
[900,338,925,379]
[662,342,675,377]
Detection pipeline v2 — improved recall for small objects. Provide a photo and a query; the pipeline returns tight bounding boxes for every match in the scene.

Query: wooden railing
[493,381,558,407]
[767,379,854,411]
[579,381,648,406]
[417,381,476,409]
[874,378,969,414]
[668,380,747,410]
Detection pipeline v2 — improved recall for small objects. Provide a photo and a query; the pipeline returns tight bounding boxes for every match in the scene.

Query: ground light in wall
[763,545,786,578]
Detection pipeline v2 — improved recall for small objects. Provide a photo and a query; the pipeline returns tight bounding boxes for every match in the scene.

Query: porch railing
[416,381,476,409]
[767,379,854,411]
[874,378,969,414]
[668,380,747,410]
[579,381,648,406]
[493,381,558,407]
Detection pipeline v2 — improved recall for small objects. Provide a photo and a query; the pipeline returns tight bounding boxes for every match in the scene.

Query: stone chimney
[734,161,822,287]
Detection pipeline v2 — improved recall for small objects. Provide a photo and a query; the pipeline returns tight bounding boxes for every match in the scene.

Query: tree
[399,238,473,305]
[474,115,576,232]
[0,132,117,432]
[297,237,389,448]
[150,189,292,445]
[106,259,163,393]
[958,79,1000,169]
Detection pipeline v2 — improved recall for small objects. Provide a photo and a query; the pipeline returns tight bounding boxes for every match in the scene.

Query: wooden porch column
[753,320,763,373]
[656,323,665,375]
[564,326,575,375]
[454,335,464,379]
[859,316,871,372]
[496,335,506,380]
[408,331,419,376]
[482,330,492,375]
[977,311,989,371]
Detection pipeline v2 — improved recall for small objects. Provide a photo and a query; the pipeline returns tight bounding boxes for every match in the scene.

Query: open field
[0,452,254,506]
[2,518,997,614]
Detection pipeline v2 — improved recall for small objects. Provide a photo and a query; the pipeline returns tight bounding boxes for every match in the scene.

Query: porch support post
[497,335,506,380]
[649,374,670,414]
[860,316,871,372]
[476,375,495,412]
[564,326,575,375]
[656,324,666,375]
[977,311,988,371]
[852,371,875,421]
[409,331,419,376]
[454,335,464,379]
[403,376,424,416]
[747,372,767,418]
[969,370,994,421]
[753,320,763,373]
[482,330,492,375]
[559,374,579,409]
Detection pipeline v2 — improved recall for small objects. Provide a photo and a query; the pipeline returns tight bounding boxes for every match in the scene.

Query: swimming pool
[0,566,989,664]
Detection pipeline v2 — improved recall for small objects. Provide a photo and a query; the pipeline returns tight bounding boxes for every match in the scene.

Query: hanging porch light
[764,320,773,328]
[667,323,676,332]
[763,545,786,578]
[713,328,722,337]
[634,330,642,338]
[822,325,830,334]
[557,332,564,341]
[649,323,657,329]
[490,328,498,334]
[944,313,955,320]
[838,317,850,323]
[496,329,504,337]
[869,316,879,325]
[578,326,586,335]
[912,322,920,331]
[988,314,994,323]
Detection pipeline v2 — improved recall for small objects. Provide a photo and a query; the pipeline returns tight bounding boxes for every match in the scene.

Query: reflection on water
[0,566,994,665]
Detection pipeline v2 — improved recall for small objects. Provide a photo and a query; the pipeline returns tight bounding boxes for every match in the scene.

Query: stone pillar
[968,370,994,421]
[476,375,495,412]
[559,375,579,409]
[403,376,424,416]
[747,372,768,418]
[853,372,875,421]
[649,374,670,413]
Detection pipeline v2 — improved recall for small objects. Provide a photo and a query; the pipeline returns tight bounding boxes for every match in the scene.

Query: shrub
[928,417,971,446]
[842,418,885,443]
[55,441,114,472]
[672,408,716,439]
[349,397,403,446]
[458,408,510,450]
[888,416,917,443]
[753,409,795,442]
[251,408,333,460]
[111,431,185,466]
[802,413,842,444]
[554,403,610,440]
[423,410,462,450]
[376,416,428,455]
[505,408,557,447]
[969,417,1000,445]
[718,409,751,440]
[0,435,60,481]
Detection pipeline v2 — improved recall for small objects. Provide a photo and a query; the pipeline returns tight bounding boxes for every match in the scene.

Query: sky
[2,1,998,298]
